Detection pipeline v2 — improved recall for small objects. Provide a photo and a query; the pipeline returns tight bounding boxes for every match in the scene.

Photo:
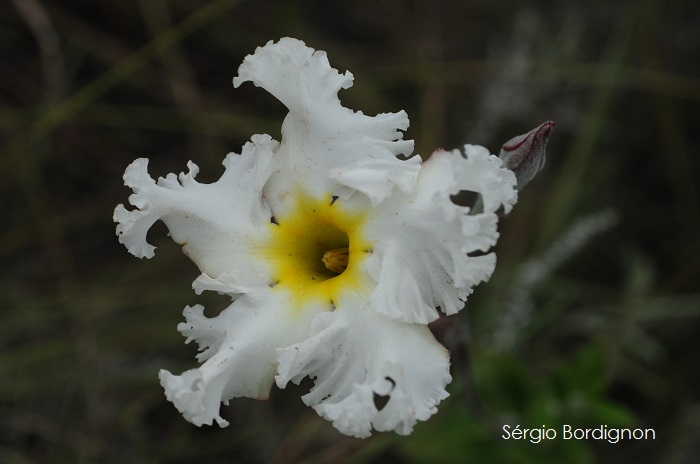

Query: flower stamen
[322,247,349,274]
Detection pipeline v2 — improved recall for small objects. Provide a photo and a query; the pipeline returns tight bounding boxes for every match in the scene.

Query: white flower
[114,37,518,438]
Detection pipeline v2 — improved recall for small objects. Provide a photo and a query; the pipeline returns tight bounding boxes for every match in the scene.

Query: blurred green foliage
[2,0,699,462]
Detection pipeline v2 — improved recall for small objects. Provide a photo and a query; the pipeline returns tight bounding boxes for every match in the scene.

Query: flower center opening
[261,191,371,310]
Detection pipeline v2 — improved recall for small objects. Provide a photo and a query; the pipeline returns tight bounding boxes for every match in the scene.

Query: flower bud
[499,121,554,190]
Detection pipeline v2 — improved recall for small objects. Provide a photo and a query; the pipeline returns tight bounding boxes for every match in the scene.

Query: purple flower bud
[499,121,554,190]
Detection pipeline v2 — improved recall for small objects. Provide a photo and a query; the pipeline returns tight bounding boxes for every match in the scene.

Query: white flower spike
[114,38,520,438]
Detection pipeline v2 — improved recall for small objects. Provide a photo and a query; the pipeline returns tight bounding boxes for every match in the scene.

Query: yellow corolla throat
[261,191,372,310]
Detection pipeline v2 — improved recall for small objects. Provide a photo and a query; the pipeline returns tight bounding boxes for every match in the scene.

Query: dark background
[2,0,699,462]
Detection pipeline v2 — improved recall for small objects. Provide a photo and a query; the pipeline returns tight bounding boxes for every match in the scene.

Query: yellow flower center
[260,191,371,310]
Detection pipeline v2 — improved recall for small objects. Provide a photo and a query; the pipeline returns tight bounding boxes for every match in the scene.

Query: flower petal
[192,269,269,297]
[276,305,450,438]
[362,145,517,323]
[160,288,319,427]
[233,38,419,210]
[114,134,278,280]
[457,144,519,214]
